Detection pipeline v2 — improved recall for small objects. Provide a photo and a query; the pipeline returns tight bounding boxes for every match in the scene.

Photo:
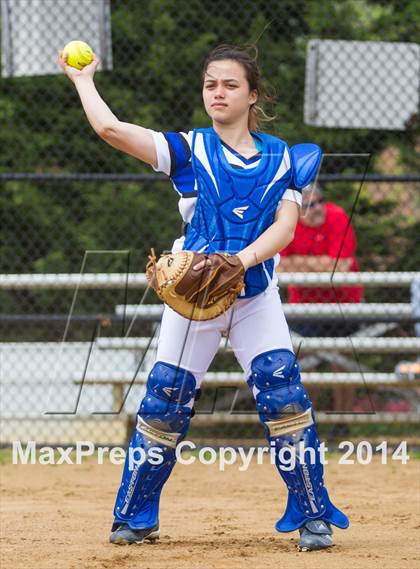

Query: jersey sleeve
[150,130,192,177]
[280,188,303,206]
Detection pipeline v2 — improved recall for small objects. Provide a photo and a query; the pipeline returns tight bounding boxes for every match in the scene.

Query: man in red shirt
[280,185,363,303]
[280,185,363,415]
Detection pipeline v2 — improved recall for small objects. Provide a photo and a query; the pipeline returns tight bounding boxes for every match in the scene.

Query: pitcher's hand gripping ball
[146,250,245,321]
[61,41,93,69]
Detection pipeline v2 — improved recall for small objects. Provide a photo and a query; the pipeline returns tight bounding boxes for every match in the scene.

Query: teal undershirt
[252,135,263,153]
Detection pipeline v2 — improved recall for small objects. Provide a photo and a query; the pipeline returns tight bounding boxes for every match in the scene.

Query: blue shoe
[298,520,333,551]
[109,524,160,545]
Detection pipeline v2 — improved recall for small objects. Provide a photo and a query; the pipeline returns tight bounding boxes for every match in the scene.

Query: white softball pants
[155,284,293,388]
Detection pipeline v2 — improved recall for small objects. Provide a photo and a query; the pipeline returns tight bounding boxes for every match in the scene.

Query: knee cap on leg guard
[251,349,300,390]
[251,350,313,436]
[137,362,197,448]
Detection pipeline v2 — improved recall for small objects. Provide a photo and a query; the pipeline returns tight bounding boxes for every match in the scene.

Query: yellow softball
[62,40,93,70]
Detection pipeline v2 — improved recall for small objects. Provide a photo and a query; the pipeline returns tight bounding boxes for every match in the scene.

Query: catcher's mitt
[146,249,245,321]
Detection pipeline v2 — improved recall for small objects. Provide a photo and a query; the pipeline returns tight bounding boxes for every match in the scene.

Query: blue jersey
[150,128,321,297]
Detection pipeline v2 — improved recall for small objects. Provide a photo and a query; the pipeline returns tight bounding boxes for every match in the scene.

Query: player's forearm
[237,219,295,270]
[73,76,119,135]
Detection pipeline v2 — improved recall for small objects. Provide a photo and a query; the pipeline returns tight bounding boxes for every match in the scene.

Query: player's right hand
[57,52,100,83]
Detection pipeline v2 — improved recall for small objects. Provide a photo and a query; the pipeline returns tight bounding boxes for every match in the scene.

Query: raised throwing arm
[58,53,157,167]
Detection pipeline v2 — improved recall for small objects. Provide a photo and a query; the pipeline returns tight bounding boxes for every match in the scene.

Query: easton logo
[314,521,324,531]
[162,386,178,397]
[232,206,249,219]
[272,365,285,378]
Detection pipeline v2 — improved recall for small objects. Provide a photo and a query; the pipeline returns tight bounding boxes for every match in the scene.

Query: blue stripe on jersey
[288,182,303,193]
[171,163,196,197]
[163,132,191,176]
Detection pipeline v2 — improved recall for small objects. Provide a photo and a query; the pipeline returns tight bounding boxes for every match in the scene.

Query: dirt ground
[0,454,419,569]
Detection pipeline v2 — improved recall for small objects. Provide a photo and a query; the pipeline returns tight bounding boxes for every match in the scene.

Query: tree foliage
[0,0,418,291]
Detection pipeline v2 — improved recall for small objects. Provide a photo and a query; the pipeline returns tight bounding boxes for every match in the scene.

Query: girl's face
[202,59,257,126]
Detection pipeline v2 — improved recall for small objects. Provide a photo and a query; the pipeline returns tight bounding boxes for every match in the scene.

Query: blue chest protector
[184,127,321,298]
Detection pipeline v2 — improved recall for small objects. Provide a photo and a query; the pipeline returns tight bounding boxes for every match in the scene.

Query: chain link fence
[1,0,419,445]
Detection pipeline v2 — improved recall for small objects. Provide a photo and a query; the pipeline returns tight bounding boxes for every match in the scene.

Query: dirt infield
[1,454,419,569]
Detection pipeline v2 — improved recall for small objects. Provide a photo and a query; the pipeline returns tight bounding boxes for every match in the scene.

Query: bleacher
[1,271,419,444]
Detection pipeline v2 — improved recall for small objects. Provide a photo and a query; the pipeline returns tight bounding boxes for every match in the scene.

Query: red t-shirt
[281,202,363,303]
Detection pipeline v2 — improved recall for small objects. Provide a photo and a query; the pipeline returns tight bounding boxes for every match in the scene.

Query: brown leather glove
[146,250,245,321]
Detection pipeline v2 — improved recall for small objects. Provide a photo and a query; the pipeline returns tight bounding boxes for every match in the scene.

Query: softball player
[59,44,349,551]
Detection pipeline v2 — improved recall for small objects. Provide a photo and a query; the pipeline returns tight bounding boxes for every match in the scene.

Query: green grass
[0,448,13,464]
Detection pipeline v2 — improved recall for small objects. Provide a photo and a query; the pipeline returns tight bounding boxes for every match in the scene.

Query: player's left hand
[147,250,245,321]
[193,257,213,271]
[193,251,254,271]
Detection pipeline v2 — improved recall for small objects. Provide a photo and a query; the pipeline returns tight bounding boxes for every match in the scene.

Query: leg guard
[250,349,349,532]
[112,361,196,530]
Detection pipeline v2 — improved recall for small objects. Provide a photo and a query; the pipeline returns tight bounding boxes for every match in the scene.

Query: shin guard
[112,362,196,530]
[250,349,349,532]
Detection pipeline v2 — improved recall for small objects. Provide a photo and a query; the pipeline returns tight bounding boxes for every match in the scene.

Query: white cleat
[298,519,333,551]
[109,524,160,545]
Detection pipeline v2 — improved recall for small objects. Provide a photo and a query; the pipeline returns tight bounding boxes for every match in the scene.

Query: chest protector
[184,128,321,298]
